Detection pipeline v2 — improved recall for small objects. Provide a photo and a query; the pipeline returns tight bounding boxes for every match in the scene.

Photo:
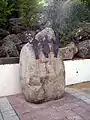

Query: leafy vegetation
[0,0,43,29]
[45,0,90,46]
[0,0,15,28]
[18,0,43,27]
[0,0,90,46]
[80,0,90,4]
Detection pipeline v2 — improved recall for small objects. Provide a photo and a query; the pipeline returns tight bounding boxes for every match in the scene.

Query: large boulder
[74,23,90,41]
[3,34,22,46]
[76,40,90,59]
[58,42,78,60]
[2,34,21,57]
[20,43,65,103]
[35,27,56,41]
[10,25,26,34]
[0,47,6,57]
[2,41,19,57]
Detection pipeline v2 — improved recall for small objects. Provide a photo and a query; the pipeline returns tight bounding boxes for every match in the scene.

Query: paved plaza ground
[0,87,90,120]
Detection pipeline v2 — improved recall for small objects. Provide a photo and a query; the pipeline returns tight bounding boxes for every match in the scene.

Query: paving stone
[0,113,3,120]
[84,99,90,104]
[64,103,79,110]
[72,107,90,120]
[85,94,90,99]
[0,104,13,112]
[77,101,90,112]
[12,103,35,116]
[65,112,83,119]
[3,115,19,120]
[2,110,16,117]
[67,116,83,120]
[0,98,9,104]
[0,97,19,120]
[1,107,19,120]
[8,94,26,106]
[76,95,88,100]
[0,97,13,112]
[7,92,90,120]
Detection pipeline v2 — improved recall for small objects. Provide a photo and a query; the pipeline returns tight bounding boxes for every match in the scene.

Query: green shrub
[18,0,43,27]
[80,0,90,4]
[0,0,15,28]
[45,0,90,46]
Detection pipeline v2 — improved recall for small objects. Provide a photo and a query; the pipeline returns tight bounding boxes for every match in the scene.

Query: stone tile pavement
[0,97,19,120]
[0,87,90,120]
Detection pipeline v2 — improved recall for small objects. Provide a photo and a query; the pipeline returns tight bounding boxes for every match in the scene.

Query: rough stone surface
[2,40,19,57]
[76,40,90,58]
[1,34,21,57]
[20,43,65,103]
[17,30,35,44]
[74,23,90,41]
[10,25,26,34]
[58,42,78,60]
[0,34,22,57]
[3,34,22,46]
[35,27,56,42]
[0,47,6,57]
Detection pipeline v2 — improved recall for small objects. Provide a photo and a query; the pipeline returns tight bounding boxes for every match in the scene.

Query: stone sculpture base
[20,43,65,103]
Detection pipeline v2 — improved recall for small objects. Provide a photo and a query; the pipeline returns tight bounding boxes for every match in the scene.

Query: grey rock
[0,47,6,57]
[76,40,90,58]
[58,42,78,60]
[2,34,21,57]
[9,18,21,26]
[4,34,22,46]
[20,43,65,103]
[74,23,90,41]
[2,41,19,57]
[35,27,56,41]
[17,30,35,44]
[11,25,26,34]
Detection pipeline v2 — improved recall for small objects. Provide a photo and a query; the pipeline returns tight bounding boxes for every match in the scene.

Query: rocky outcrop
[58,42,78,60]
[2,40,19,57]
[2,34,22,57]
[76,40,90,59]
[0,30,35,57]
[11,25,26,34]
[3,34,22,45]
[20,43,65,103]
[74,23,90,42]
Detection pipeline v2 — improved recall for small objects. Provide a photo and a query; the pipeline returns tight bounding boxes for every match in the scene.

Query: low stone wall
[65,59,90,85]
[0,59,90,97]
[0,64,22,97]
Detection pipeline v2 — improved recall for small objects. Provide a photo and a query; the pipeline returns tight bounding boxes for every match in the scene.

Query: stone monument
[20,27,65,103]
